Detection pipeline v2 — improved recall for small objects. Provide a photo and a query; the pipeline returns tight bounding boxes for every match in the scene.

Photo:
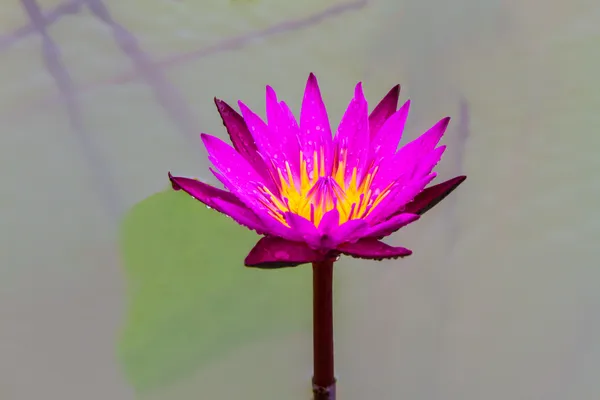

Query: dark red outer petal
[368,84,401,138]
[244,236,330,269]
[337,238,412,261]
[404,175,467,216]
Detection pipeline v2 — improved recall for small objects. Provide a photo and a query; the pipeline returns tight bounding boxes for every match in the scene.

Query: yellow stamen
[259,146,390,227]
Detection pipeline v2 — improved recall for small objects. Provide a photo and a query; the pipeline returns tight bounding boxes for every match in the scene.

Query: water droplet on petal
[206,206,213,210]
[274,250,289,260]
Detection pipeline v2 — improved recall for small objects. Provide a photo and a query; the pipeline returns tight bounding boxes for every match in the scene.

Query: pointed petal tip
[214,97,234,114]
[382,84,401,103]
[266,85,277,98]
[305,73,321,92]
[237,99,248,112]
[397,99,411,116]
[354,81,364,97]
[404,174,467,216]
[168,171,181,190]
[199,132,211,145]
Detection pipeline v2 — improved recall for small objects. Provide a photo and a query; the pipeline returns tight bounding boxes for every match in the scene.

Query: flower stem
[312,258,336,400]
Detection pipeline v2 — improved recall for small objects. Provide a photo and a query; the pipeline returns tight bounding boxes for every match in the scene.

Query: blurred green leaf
[118,189,311,392]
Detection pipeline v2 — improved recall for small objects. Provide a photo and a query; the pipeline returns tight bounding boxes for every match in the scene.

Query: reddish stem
[312,258,336,400]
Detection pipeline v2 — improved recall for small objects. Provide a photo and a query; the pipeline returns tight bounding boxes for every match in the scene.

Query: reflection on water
[1,0,599,399]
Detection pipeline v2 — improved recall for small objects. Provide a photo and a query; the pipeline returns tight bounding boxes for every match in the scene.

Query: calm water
[1,0,599,399]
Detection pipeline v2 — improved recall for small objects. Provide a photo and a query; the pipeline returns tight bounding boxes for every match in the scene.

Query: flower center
[259,149,392,227]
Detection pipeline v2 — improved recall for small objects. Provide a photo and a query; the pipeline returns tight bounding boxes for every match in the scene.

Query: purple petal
[214,99,280,194]
[334,83,370,184]
[208,166,299,241]
[214,99,261,167]
[417,116,450,151]
[413,145,446,179]
[200,134,286,223]
[265,86,281,127]
[284,212,322,249]
[368,84,400,138]
[365,213,420,239]
[330,218,369,246]
[315,208,341,249]
[403,175,466,216]
[201,133,265,194]
[168,173,267,233]
[265,87,303,175]
[371,117,450,191]
[337,238,412,260]
[366,173,437,224]
[369,99,410,161]
[238,99,300,178]
[244,236,325,268]
[318,208,340,235]
[169,172,237,204]
[300,73,333,176]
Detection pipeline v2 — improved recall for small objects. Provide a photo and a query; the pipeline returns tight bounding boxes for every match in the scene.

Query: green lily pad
[118,188,312,392]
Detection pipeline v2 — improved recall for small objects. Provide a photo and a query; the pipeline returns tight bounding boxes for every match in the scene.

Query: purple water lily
[169,73,465,268]
[169,74,466,399]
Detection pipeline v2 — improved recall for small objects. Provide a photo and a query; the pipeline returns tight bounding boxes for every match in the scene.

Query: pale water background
[1,0,599,399]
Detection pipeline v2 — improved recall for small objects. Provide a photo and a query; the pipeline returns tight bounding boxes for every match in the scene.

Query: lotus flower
[169,73,465,269]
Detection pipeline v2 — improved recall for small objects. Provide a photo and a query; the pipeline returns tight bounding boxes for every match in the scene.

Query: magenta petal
[201,134,288,228]
[318,208,340,235]
[214,99,264,170]
[334,83,370,183]
[244,236,325,268]
[368,84,400,138]
[337,238,412,260]
[330,218,369,245]
[201,134,267,197]
[412,145,446,179]
[366,173,437,224]
[370,99,410,161]
[238,100,299,177]
[365,213,420,239]
[168,173,267,233]
[265,88,302,166]
[284,212,322,249]
[265,86,282,127]
[211,198,269,234]
[214,100,279,194]
[169,173,236,204]
[417,116,450,151]
[403,175,466,216]
[371,117,450,191]
[300,73,333,176]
